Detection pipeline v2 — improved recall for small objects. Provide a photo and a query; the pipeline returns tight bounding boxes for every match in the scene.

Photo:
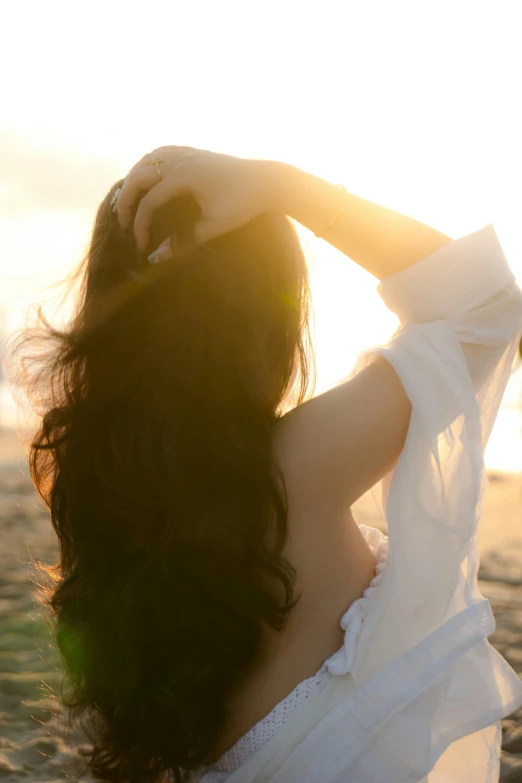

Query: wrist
[265,162,347,237]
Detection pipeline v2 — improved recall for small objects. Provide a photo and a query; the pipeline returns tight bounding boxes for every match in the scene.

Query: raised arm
[274,162,453,280]
[115,147,452,274]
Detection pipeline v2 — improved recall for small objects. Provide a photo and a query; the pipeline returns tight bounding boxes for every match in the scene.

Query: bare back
[210,503,377,761]
[208,356,411,762]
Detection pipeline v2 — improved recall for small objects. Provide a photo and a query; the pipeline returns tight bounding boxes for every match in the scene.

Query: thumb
[147,218,229,263]
[148,233,201,262]
[147,237,172,264]
[193,215,232,247]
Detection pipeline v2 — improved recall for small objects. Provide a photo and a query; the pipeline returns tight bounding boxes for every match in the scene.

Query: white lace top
[196,525,388,782]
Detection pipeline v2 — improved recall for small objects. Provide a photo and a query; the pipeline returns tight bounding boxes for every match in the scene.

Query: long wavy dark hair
[5,179,315,782]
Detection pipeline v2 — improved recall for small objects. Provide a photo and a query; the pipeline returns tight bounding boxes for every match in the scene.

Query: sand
[0,427,521,782]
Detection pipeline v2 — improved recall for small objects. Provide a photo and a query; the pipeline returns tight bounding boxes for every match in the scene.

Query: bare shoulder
[272,355,412,511]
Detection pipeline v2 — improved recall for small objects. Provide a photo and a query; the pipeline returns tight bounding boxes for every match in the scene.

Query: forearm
[271,161,453,281]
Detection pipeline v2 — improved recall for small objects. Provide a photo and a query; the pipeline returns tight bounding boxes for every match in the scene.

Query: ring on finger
[152,155,163,180]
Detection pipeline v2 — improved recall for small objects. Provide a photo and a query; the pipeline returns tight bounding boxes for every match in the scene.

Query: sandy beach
[0,427,521,782]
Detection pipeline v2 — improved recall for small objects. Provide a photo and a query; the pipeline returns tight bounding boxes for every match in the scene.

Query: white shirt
[190,224,522,783]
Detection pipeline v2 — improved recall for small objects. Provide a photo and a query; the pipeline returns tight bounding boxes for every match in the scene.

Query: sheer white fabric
[189,224,522,783]
[198,526,388,781]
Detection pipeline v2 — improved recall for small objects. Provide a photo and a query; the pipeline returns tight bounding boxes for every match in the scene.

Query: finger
[126,152,156,177]
[118,149,201,230]
[126,146,197,177]
[147,237,172,264]
[192,219,218,247]
[133,168,192,251]
[147,217,232,265]
[115,165,165,232]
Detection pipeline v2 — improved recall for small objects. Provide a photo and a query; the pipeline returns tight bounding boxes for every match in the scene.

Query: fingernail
[148,237,173,263]
[148,248,165,264]
[148,245,173,264]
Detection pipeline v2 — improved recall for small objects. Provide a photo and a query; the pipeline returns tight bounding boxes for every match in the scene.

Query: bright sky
[1,0,522,468]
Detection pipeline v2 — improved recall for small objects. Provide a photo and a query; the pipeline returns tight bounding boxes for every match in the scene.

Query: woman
[9,147,522,783]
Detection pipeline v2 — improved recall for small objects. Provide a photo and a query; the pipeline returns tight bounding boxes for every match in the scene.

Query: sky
[1,0,522,468]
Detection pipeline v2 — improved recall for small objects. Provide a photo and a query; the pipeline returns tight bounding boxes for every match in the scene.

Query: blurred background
[1,4,522,780]
[1,0,522,471]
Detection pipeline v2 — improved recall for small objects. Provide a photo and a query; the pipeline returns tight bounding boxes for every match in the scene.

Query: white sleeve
[346,223,522,780]
[349,222,522,653]
[360,222,522,451]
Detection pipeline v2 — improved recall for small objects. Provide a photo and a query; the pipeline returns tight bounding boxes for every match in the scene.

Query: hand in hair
[115,146,286,261]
